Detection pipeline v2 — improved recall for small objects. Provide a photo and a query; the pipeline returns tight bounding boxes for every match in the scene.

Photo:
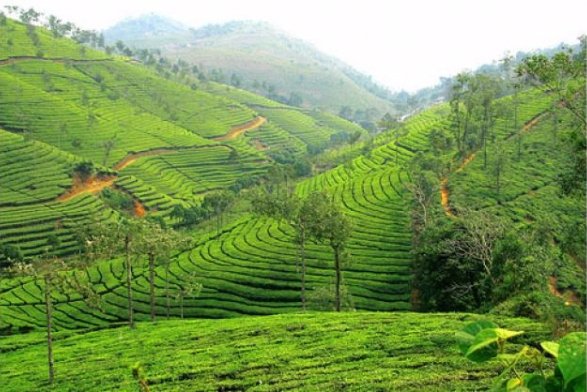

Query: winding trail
[212,116,266,141]
[57,175,117,202]
[114,146,196,171]
[506,111,550,140]
[440,153,476,216]
[54,114,265,216]
[439,109,549,216]
[548,276,580,306]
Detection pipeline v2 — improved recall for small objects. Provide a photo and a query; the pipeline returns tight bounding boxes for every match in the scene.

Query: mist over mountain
[105,16,404,126]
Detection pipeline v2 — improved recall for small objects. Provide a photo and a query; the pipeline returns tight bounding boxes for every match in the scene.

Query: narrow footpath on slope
[439,110,548,216]
[548,276,581,306]
[440,153,476,216]
[212,116,267,141]
[57,174,117,202]
[55,117,261,205]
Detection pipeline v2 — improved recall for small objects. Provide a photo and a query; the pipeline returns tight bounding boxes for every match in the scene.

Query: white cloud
[2,0,585,91]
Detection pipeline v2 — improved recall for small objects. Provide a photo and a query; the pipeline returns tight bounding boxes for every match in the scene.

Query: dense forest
[0,5,585,392]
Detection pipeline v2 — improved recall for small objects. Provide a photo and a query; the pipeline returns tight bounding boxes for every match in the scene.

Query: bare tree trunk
[125,234,134,329]
[514,90,521,160]
[334,248,341,312]
[496,168,501,197]
[149,252,155,322]
[483,130,488,169]
[165,265,170,320]
[461,111,471,155]
[44,275,54,385]
[180,295,184,319]
[483,106,489,170]
[299,229,306,311]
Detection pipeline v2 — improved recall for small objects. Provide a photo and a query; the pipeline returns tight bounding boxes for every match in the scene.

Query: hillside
[3,78,582,330]
[0,8,585,392]
[1,15,584,327]
[0,312,548,391]
[104,17,399,121]
[0,16,363,261]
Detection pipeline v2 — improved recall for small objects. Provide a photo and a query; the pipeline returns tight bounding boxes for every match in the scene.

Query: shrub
[457,320,586,391]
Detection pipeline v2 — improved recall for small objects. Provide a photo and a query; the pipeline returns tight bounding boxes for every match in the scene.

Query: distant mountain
[104,17,402,126]
[103,14,190,46]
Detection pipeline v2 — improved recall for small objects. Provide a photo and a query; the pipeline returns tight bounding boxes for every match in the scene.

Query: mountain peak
[103,14,188,43]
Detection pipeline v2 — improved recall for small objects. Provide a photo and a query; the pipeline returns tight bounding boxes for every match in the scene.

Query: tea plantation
[0,12,584,392]
[0,312,548,391]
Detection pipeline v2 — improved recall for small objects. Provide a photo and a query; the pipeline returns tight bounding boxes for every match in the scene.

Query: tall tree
[305,192,352,312]
[136,219,186,321]
[476,74,500,169]
[10,249,99,385]
[81,217,143,328]
[202,191,234,233]
[492,141,507,198]
[173,272,202,319]
[517,38,586,128]
[253,186,308,308]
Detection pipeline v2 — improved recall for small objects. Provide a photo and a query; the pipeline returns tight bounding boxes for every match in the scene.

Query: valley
[0,4,585,392]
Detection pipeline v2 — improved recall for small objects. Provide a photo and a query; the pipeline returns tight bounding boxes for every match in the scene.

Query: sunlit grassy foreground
[0,312,547,391]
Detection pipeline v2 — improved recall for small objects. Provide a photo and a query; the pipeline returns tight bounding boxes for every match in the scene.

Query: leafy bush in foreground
[457,320,586,391]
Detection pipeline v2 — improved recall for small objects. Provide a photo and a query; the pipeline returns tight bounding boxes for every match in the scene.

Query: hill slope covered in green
[0,312,548,391]
[0,16,361,260]
[104,17,400,121]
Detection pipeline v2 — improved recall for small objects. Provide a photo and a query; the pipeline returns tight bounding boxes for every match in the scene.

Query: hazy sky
[2,0,586,91]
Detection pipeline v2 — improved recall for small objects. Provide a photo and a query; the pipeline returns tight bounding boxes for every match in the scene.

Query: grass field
[0,312,548,391]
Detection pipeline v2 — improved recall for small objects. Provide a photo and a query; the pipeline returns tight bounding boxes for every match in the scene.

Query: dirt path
[213,116,266,141]
[57,175,117,202]
[439,178,453,216]
[506,111,549,140]
[548,276,581,306]
[113,144,235,171]
[55,116,261,204]
[440,109,548,217]
[113,147,185,171]
[252,139,269,151]
[133,200,146,217]
[440,153,476,216]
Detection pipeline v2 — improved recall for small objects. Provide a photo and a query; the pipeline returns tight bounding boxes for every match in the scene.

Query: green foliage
[170,204,207,228]
[0,312,549,391]
[413,210,503,311]
[457,320,586,392]
[100,188,133,213]
[0,244,24,267]
[72,161,95,181]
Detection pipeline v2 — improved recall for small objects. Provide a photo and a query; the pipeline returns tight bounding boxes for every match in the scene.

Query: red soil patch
[455,153,476,173]
[548,276,581,306]
[440,153,475,216]
[439,178,453,217]
[113,148,181,171]
[133,200,146,218]
[57,174,116,202]
[213,116,267,142]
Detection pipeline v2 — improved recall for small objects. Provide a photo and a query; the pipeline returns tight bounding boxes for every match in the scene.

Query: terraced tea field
[0,18,355,264]
[1,61,565,330]
[0,312,548,391]
[0,104,442,329]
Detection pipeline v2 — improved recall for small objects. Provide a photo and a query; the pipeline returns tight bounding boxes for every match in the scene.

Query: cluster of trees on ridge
[0,6,585,390]
[407,38,585,334]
